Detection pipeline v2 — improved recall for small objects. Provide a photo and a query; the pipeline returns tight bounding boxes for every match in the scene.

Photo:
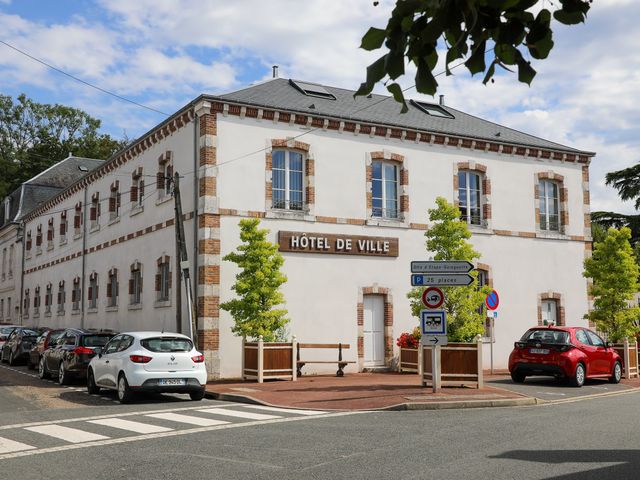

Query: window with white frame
[539,180,560,231]
[34,287,40,315]
[47,218,55,248]
[109,182,121,219]
[45,284,52,314]
[57,281,65,314]
[1,248,5,280]
[541,299,558,326]
[8,245,12,278]
[458,171,482,226]
[74,203,83,236]
[88,273,98,309]
[156,257,171,302]
[60,211,68,242]
[23,290,29,318]
[157,153,173,198]
[72,278,81,311]
[272,150,304,211]
[371,161,399,219]
[131,170,145,208]
[5,297,10,321]
[107,268,118,307]
[36,225,42,252]
[129,263,143,305]
[90,193,101,228]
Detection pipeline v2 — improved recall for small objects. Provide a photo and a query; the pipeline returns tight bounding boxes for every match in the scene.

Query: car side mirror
[94,347,103,356]
[605,341,614,348]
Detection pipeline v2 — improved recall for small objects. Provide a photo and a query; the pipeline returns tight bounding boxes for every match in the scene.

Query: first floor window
[539,180,559,231]
[458,171,482,225]
[541,299,558,326]
[272,150,304,211]
[45,285,52,314]
[107,269,118,307]
[72,279,81,311]
[57,283,65,313]
[130,265,142,305]
[88,274,98,309]
[372,161,398,219]
[156,260,171,302]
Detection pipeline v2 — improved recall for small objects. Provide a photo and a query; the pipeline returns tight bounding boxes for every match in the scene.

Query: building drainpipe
[18,221,26,326]
[80,184,88,329]
[192,108,200,336]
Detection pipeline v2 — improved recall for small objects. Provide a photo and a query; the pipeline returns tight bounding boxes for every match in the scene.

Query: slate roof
[0,156,103,228]
[213,78,589,155]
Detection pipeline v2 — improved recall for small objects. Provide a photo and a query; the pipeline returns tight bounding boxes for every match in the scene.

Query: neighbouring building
[0,156,104,325]
[10,78,594,379]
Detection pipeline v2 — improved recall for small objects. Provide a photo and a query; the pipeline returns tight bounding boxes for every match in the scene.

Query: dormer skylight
[290,79,336,100]
[410,100,454,119]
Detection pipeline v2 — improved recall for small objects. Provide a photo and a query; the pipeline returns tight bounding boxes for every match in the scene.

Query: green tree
[220,218,289,341]
[357,0,590,110]
[583,227,640,342]
[0,94,126,198]
[407,197,491,341]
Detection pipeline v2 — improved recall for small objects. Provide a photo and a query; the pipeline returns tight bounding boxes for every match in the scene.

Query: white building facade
[18,78,594,379]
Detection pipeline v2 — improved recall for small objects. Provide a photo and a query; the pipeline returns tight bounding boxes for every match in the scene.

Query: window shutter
[155,273,161,291]
[72,289,76,303]
[45,294,49,306]
[157,171,164,190]
[130,185,138,202]
[90,206,96,221]
[74,215,80,229]
[95,286,98,299]
[140,181,145,198]
[129,278,134,295]
[109,196,115,212]
[168,271,172,288]
[88,286,93,300]
[167,165,173,179]
[26,239,32,250]
[60,221,66,236]
[117,192,121,208]
[139,276,143,292]
[57,292,61,304]
[107,281,112,298]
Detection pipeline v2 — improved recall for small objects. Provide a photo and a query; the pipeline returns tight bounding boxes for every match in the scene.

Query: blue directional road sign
[411,274,474,287]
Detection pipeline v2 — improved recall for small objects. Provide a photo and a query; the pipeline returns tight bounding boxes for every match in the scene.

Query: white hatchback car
[87,331,207,403]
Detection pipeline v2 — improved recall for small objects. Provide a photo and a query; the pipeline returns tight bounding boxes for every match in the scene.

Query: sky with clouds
[0,0,638,214]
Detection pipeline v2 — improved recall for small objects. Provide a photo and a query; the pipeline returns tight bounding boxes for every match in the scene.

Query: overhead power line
[0,39,170,116]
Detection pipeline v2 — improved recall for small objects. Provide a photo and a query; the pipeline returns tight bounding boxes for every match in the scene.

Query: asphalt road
[2,362,640,479]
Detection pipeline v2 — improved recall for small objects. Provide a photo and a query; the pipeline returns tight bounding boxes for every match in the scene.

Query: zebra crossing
[0,403,345,460]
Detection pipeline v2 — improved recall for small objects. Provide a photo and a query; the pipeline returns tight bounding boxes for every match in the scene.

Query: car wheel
[570,363,586,387]
[58,362,68,385]
[610,361,622,384]
[38,357,49,379]
[117,374,133,404]
[189,389,206,401]
[510,371,526,383]
[87,369,100,395]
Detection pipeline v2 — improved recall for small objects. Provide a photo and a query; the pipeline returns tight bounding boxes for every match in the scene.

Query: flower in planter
[396,327,421,348]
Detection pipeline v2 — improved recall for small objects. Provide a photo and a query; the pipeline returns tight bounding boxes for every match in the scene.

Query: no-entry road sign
[421,287,444,309]
[485,289,500,310]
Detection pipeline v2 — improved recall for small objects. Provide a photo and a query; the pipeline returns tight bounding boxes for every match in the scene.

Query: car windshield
[521,329,570,344]
[141,337,193,352]
[0,327,15,335]
[82,335,111,347]
[20,329,39,336]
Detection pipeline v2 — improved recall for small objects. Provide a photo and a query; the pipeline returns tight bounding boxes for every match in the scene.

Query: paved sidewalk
[205,372,536,411]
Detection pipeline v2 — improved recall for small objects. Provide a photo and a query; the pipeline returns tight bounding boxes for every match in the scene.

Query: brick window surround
[453,161,491,228]
[534,171,568,234]
[366,151,408,223]
[265,138,314,215]
[537,292,565,326]
[357,285,393,370]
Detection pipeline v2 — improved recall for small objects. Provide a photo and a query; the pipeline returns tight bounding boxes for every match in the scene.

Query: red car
[509,326,622,387]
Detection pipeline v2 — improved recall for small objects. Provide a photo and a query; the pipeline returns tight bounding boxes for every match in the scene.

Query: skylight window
[410,100,454,119]
[289,80,336,100]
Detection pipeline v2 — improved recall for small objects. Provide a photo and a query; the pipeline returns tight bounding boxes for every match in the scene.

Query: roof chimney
[272,65,279,78]
[439,95,445,106]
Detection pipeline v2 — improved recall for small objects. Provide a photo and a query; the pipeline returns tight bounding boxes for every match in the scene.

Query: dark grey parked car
[39,329,114,385]
[1,328,40,366]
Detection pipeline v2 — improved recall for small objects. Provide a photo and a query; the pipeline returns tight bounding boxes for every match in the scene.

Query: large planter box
[399,346,420,373]
[242,337,296,383]
[422,335,483,389]
[613,338,638,379]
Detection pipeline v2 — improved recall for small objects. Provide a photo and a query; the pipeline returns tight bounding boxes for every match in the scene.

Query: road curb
[205,390,539,411]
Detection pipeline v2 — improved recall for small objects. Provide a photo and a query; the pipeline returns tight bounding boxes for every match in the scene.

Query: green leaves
[221,218,289,342]
[407,197,489,342]
[584,227,640,342]
[356,0,590,107]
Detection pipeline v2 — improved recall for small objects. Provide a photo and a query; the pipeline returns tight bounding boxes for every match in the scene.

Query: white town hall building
[3,78,595,379]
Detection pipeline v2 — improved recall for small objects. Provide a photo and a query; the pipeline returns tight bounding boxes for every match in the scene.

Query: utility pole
[173,177,182,334]
[172,172,197,346]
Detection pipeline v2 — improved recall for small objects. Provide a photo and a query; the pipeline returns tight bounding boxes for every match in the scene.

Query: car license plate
[529,348,549,355]
[158,378,186,386]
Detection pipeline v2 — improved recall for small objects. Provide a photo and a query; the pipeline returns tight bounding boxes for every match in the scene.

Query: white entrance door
[542,299,558,326]
[364,295,385,366]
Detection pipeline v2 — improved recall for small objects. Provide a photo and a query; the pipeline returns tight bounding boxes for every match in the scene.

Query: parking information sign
[420,310,447,336]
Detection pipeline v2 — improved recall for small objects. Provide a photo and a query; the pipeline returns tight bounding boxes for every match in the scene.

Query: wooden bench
[296,343,355,377]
